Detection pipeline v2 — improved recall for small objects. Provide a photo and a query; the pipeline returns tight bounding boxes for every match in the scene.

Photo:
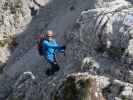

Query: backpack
[35,35,45,56]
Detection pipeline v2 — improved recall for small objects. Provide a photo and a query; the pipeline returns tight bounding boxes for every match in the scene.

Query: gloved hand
[61,45,66,50]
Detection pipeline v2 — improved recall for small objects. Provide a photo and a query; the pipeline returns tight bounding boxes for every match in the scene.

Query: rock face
[0,0,31,70]
[62,0,133,99]
[65,0,133,81]
[66,0,133,62]
[0,0,133,100]
[0,0,31,44]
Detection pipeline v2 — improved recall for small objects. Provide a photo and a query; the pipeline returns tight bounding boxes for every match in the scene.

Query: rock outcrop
[0,0,31,71]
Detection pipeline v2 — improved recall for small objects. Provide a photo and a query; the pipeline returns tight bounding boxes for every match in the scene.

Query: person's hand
[62,46,66,50]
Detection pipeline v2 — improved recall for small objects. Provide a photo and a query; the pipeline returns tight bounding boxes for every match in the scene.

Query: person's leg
[50,61,60,74]
[46,68,52,76]
[45,62,60,76]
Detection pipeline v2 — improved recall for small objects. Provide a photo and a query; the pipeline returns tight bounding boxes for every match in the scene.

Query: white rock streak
[23,71,36,80]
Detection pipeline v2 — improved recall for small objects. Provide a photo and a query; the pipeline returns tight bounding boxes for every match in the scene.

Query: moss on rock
[54,76,98,100]
[107,46,125,59]
[121,96,129,100]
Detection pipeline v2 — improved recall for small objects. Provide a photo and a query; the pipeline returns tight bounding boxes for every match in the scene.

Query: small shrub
[10,0,23,14]
[54,77,94,100]
[0,40,7,47]
[0,63,6,73]
[78,79,91,100]
[107,46,125,59]
[0,35,17,48]
[2,1,9,10]
[8,94,25,100]
[63,76,78,100]
[121,95,129,100]
[15,0,23,8]
[81,57,96,71]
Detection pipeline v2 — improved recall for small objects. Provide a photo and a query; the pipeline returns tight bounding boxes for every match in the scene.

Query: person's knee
[51,62,59,71]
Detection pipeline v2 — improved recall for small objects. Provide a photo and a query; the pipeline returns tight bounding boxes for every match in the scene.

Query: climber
[42,30,66,76]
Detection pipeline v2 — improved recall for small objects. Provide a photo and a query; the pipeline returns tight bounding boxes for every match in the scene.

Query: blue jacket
[42,39,64,63]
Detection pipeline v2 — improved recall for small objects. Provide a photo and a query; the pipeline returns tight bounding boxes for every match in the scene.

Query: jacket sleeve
[43,40,62,49]
[58,46,65,52]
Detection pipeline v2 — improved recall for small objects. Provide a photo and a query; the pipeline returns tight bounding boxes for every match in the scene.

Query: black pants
[46,61,60,76]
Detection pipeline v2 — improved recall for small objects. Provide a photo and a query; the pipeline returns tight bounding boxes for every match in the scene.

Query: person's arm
[58,46,66,52]
[43,40,62,49]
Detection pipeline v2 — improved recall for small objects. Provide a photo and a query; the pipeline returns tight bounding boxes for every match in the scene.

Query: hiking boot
[51,65,60,74]
[46,68,53,76]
